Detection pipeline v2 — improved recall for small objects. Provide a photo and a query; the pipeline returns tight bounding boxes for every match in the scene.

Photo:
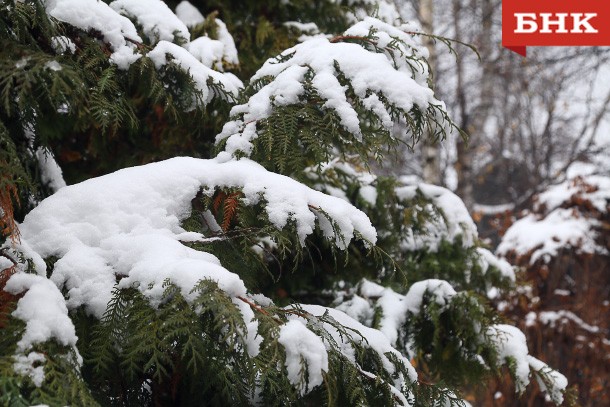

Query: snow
[2,238,47,277]
[15,57,28,69]
[404,279,456,314]
[0,255,13,271]
[45,0,142,69]
[283,21,319,33]
[349,279,410,346]
[214,19,239,67]
[416,184,478,247]
[488,324,531,393]
[291,305,417,396]
[472,202,515,215]
[43,60,62,71]
[147,41,241,107]
[476,247,515,283]
[5,273,78,353]
[487,324,567,401]
[376,289,410,345]
[396,183,478,251]
[233,298,263,357]
[216,64,308,160]
[35,148,67,192]
[528,310,600,333]
[186,21,239,72]
[278,319,328,395]
[216,18,443,161]
[346,279,464,350]
[537,174,610,213]
[334,294,374,326]
[186,36,225,69]
[51,36,76,54]
[498,173,610,263]
[359,278,386,298]
[344,17,429,81]
[527,356,568,405]
[13,352,46,387]
[175,1,204,28]
[289,304,417,398]
[251,236,277,257]
[15,157,375,320]
[110,0,190,45]
[346,0,402,25]
[497,209,605,263]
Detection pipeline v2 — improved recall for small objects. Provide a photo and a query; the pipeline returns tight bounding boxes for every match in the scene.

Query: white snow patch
[44,60,62,71]
[488,324,531,393]
[45,0,142,69]
[537,174,610,214]
[147,41,241,108]
[476,247,515,283]
[184,18,238,71]
[175,1,204,27]
[13,352,46,387]
[538,310,600,333]
[488,323,567,402]
[405,279,456,314]
[216,18,442,160]
[396,183,478,251]
[110,0,190,45]
[498,173,609,263]
[497,209,605,263]
[334,294,374,326]
[283,21,319,33]
[214,18,239,66]
[35,148,67,192]
[278,319,328,395]
[51,36,76,54]
[233,297,263,357]
[186,36,225,69]
[5,273,78,352]
[528,356,568,405]
[290,304,417,398]
[16,157,375,318]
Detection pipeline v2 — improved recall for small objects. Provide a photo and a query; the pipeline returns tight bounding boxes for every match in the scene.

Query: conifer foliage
[1,1,569,406]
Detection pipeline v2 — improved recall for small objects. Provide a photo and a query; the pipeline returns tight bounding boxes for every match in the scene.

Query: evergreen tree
[1,1,569,405]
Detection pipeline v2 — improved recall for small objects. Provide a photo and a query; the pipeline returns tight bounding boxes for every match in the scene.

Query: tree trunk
[454,0,496,209]
[419,0,441,185]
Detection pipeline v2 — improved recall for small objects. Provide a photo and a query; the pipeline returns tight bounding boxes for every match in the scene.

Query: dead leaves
[212,190,243,232]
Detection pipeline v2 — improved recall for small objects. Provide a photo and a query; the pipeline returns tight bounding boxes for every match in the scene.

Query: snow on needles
[43,0,240,107]
[148,41,241,107]
[4,157,375,388]
[396,183,478,251]
[44,0,143,69]
[5,273,78,354]
[337,279,456,353]
[285,304,417,403]
[110,0,190,45]
[5,273,81,387]
[344,17,430,83]
[186,19,239,71]
[216,17,442,161]
[15,157,375,319]
[175,1,204,27]
[278,320,328,395]
[488,324,567,404]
